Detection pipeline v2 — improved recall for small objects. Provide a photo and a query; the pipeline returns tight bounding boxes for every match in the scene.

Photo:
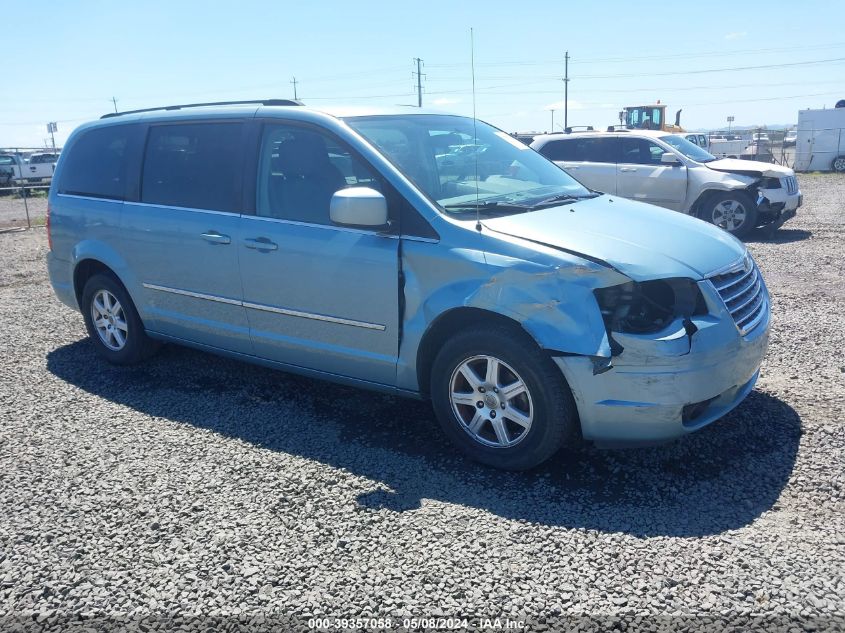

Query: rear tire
[430,324,577,470]
[702,191,758,238]
[81,273,159,365]
[832,156,845,173]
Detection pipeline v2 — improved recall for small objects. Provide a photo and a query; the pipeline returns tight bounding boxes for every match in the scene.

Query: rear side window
[141,122,243,212]
[575,137,618,163]
[59,126,133,199]
[537,139,576,161]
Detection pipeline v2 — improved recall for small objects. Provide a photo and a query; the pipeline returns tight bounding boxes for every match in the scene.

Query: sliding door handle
[201,232,231,245]
[244,237,278,251]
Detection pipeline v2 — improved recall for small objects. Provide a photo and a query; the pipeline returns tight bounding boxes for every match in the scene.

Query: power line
[425,41,845,68]
[425,56,845,84]
[578,56,845,79]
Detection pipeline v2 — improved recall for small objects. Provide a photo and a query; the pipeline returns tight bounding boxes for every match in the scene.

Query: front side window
[141,122,243,212]
[256,124,381,225]
[346,114,594,218]
[619,138,668,165]
[59,125,134,199]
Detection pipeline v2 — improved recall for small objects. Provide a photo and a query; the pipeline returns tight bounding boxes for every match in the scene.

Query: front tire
[81,273,158,365]
[702,191,758,238]
[833,156,845,173]
[430,324,576,470]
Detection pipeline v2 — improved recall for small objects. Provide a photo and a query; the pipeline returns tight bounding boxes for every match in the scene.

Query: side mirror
[660,152,681,165]
[330,187,388,227]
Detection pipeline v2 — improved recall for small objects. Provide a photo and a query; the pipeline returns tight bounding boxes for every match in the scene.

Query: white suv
[531,130,801,237]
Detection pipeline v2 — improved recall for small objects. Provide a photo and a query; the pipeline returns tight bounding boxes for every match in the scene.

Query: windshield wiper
[528,192,601,208]
[443,200,532,212]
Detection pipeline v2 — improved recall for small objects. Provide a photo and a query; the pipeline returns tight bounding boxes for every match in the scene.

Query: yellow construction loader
[620,102,684,132]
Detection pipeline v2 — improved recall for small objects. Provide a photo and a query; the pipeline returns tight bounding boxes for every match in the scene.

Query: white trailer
[794,107,845,172]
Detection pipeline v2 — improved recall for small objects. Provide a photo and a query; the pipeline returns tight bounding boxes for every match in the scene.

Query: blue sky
[3,0,844,147]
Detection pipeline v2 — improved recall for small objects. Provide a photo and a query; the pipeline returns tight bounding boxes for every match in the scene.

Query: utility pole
[563,51,570,130]
[291,77,299,100]
[413,57,424,108]
[47,122,57,154]
[550,109,555,132]
[112,97,118,113]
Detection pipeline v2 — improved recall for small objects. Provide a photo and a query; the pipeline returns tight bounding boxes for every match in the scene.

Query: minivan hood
[482,195,745,282]
[706,158,792,178]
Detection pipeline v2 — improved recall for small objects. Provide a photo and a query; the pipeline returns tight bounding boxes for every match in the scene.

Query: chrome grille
[782,175,798,194]
[709,259,766,334]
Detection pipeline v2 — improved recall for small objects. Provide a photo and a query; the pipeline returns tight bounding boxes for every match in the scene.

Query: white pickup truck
[0,152,58,187]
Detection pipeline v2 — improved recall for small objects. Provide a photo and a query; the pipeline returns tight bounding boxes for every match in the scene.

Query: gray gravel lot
[1,174,843,632]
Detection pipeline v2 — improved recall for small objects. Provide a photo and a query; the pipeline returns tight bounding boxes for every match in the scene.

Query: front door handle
[201,232,231,245]
[244,237,278,251]
[620,167,638,172]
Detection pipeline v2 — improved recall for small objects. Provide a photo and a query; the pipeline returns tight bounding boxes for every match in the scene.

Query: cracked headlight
[594,278,707,334]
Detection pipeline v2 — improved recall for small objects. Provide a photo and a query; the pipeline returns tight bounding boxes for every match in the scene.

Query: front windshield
[662,134,717,163]
[345,114,594,217]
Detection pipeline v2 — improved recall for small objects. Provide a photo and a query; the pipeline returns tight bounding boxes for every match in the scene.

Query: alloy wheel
[91,289,128,351]
[712,199,748,232]
[449,355,534,448]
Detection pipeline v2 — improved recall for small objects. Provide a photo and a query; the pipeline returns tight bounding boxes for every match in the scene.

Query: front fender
[397,241,629,391]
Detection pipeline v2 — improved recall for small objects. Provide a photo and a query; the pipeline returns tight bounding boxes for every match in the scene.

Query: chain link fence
[704,128,795,168]
[0,146,57,230]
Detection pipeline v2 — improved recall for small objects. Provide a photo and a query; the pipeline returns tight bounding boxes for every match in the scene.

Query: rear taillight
[46,202,52,250]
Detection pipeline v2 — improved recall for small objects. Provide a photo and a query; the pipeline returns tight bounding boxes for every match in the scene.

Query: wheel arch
[690,185,756,219]
[73,258,130,307]
[415,307,544,397]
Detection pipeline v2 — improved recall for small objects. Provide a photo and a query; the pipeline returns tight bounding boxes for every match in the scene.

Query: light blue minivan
[47,100,770,470]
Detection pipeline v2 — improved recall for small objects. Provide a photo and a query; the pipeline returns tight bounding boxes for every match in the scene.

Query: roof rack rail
[101,99,304,119]
[563,125,594,133]
[606,125,630,132]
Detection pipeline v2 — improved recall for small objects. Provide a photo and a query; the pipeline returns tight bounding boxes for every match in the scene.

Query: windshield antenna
[471,27,481,232]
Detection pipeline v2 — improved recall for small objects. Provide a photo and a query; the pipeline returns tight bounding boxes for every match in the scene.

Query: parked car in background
[47,101,771,470]
[531,129,801,237]
[2,152,58,186]
[783,130,797,147]
[708,137,748,159]
[0,154,16,188]
[29,152,60,165]
[682,132,709,149]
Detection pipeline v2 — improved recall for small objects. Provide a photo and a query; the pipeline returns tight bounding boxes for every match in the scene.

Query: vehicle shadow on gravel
[47,340,801,538]
[745,227,812,244]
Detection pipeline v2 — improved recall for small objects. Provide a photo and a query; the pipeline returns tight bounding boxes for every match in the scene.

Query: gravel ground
[1,174,843,632]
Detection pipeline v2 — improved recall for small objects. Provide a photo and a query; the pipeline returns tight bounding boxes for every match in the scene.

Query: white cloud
[432,97,461,106]
[724,31,747,40]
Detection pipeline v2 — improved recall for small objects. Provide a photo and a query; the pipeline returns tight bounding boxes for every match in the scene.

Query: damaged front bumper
[757,184,802,229]
[553,280,771,446]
